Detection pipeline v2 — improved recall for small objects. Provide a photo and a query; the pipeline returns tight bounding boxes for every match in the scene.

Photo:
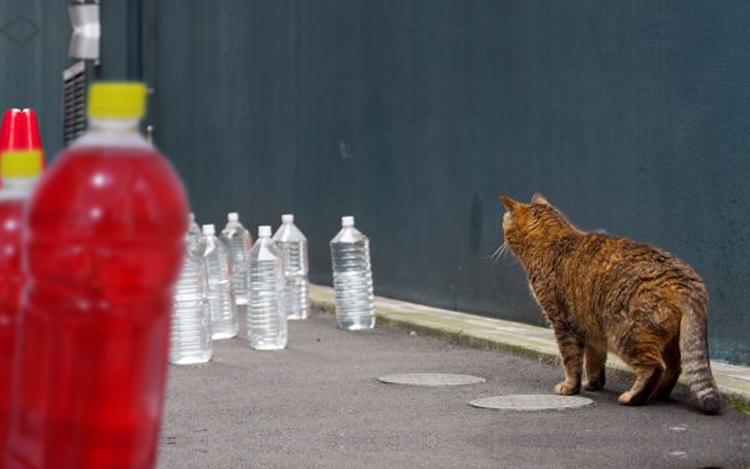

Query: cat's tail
[680,302,722,414]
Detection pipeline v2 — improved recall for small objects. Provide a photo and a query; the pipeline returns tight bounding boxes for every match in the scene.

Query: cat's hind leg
[617,327,665,406]
[552,325,584,395]
[582,347,607,391]
[653,336,681,400]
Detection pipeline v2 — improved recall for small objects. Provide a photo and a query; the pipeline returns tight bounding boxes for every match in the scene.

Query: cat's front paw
[554,382,580,395]
[582,375,605,391]
[617,391,647,406]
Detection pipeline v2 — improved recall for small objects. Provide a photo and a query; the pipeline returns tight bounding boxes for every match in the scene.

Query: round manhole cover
[469,394,594,411]
[378,373,486,387]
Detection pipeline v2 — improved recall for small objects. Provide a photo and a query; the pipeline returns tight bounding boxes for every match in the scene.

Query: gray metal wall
[0,0,142,155]
[0,1,69,154]
[142,1,750,365]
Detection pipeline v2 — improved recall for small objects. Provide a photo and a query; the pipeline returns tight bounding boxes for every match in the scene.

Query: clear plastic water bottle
[273,214,309,320]
[247,226,287,350]
[330,216,375,330]
[201,224,238,339]
[220,212,253,306]
[170,236,212,365]
[188,213,202,255]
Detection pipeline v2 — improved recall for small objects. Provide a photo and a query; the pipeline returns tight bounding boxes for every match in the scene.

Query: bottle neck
[0,176,38,199]
[74,117,150,150]
[88,117,140,133]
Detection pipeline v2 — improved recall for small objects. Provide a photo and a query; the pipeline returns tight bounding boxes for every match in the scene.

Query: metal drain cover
[379,373,486,387]
[469,394,594,411]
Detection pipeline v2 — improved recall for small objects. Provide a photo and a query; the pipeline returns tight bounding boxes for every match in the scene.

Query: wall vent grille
[62,61,87,146]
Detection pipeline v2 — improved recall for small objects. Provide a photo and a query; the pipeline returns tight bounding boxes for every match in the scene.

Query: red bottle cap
[22,109,44,153]
[0,109,22,152]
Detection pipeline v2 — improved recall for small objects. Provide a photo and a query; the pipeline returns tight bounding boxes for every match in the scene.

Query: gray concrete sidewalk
[309,285,750,405]
[159,309,750,469]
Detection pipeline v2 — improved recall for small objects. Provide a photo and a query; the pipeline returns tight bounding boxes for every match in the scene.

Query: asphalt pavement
[158,308,750,469]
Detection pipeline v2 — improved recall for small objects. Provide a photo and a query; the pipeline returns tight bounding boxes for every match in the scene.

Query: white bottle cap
[341,216,355,227]
[258,225,272,237]
[228,212,239,222]
[282,214,294,224]
[202,224,215,235]
[190,212,196,223]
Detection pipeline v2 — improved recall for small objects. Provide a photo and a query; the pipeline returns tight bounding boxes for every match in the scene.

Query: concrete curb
[310,284,750,410]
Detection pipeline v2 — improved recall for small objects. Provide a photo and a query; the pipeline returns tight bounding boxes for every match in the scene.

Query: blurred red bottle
[0,109,46,189]
[6,83,188,468]
[0,150,43,467]
[0,110,22,190]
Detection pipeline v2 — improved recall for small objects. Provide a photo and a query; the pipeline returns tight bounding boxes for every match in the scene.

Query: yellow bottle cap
[1,150,44,178]
[87,82,147,119]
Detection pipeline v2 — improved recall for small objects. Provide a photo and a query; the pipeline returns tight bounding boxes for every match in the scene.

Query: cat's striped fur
[501,193,721,413]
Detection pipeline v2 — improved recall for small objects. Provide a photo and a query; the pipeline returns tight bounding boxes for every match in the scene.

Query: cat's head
[501,193,576,255]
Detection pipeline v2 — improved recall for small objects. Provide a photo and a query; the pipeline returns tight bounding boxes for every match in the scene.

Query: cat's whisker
[491,246,502,265]
[481,248,500,261]
[489,244,503,261]
[489,241,509,267]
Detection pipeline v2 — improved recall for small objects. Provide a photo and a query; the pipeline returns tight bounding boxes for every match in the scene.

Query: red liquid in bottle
[7,144,188,468]
[0,200,25,463]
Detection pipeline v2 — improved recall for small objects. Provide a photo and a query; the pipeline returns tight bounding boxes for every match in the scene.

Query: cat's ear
[531,193,550,206]
[501,195,519,212]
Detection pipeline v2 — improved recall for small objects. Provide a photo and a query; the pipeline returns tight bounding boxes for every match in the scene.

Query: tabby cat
[500,193,721,414]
